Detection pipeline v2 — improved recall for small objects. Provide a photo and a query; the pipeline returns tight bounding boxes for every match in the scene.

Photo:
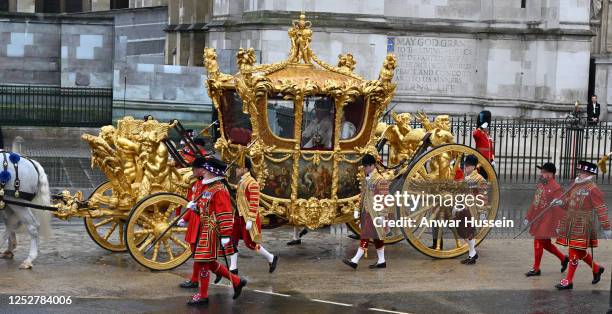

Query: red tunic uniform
[232,172,262,250]
[526,179,564,239]
[556,178,611,287]
[194,179,235,262]
[183,181,204,245]
[473,128,494,161]
[359,171,389,249]
[556,180,611,249]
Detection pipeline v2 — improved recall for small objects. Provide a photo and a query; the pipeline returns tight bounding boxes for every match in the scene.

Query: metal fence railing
[381,114,612,185]
[0,85,112,127]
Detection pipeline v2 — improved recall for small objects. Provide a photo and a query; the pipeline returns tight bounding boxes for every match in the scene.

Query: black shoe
[555,282,573,290]
[342,258,358,270]
[299,228,309,238]
[561,256,569,273]
[592,267,605,284]
[369,262,386,269]
[230,269,239,275]
[461,254,478,265]
[179,280,198,288]
[233,278,247,299]
[269,256,279,273]
[348,234,360,240]
[213,274,222,284]
[525,269,541,277]
[286,239,301,245]
[187,295,209,306]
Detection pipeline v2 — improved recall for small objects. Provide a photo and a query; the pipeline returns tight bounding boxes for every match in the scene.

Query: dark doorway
[64,0,83,12]
[0,0,8,12]
[42,0,61,13]
[588,58,596,101]
[111,0,129,9]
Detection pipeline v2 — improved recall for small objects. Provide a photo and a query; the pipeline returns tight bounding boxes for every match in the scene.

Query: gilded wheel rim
[84,182,128,252]
[125,193,191,271]
[397,144,499,258]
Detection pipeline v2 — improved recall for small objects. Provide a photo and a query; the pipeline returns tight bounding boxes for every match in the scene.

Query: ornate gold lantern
[204,13,398,229]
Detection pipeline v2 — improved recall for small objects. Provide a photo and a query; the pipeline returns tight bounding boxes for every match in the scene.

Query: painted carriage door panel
[261,153,293,200]
[301,96,334,150]
[221,91,252,145]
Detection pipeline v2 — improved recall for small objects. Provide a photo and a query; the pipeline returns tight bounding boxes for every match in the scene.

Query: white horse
[0,149,51,269]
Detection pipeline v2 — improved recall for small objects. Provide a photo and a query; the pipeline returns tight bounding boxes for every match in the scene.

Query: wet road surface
[0,221,611,313]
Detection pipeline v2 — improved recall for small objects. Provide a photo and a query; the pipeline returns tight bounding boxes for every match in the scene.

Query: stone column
[17,0,35,13]
[91,0,110,11]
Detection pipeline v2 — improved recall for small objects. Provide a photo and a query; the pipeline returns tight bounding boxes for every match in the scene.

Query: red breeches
[360,239,384,249]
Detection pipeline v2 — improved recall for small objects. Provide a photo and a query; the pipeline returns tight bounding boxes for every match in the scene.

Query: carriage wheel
[396,144,499,258]
[84,181,128,252]
[125,193,191,271]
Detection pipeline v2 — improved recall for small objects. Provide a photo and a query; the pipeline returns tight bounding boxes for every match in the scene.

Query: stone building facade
[0,0,165,13]
[166,0,595,118]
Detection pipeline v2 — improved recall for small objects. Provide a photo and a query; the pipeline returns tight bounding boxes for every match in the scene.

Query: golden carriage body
[207,13,500,258]
[54,116,195,270]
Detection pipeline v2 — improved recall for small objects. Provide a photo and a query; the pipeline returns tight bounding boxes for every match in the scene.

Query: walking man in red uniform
[343,154,389,270]
[187,157,247,305]
[554,161,612,290]
[473,111,495,166]
[213,157,278,283]
[178,157,206,288]
[523,162,569,277]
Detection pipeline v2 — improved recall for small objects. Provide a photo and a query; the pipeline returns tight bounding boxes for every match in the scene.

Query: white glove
[221,238,230,246]
[481,122,488,129]
[604,229,612,240]
[491,160,496,167]
[187,201,196,210]
[354,211,359,219]
[177,219,186,227]
[246,220,253,230]
[551,199,563,206]
[523,219,529,227]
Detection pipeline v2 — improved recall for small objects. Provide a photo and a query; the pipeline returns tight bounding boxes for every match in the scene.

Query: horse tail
[30,159,52,240]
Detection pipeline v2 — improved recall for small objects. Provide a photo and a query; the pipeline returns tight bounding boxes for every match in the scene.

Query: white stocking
[351,248,365,264]
[230,253,238,270]
[258,245,274,263]
[468,239,477,257]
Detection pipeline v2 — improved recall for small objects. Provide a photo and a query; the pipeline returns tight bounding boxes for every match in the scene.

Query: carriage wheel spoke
[103,222,118,241]
[163,240,174,260]
[133,229,153,236]
[172,227,188,233]
[138,215,156,228]
[118,223,124,245]
[451,227,462,248]
[138,237,154,252]
[170,235,190,251]
[94,218,114,228]
[151,242,160,262]
[435,223,443,250]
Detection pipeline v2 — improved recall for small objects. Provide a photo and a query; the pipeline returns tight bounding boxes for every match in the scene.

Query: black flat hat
[464,154,478,166]
[536,162,556,174]
[576,160,597,175]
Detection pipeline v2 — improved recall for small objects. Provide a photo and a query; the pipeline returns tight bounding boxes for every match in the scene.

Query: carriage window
[221,91,252,145]
[340,96,365,140]
[267,97,295,139]
[301,96,334,150]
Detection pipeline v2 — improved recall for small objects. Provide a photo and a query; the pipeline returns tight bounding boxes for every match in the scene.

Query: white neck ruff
[202,176,224,185]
